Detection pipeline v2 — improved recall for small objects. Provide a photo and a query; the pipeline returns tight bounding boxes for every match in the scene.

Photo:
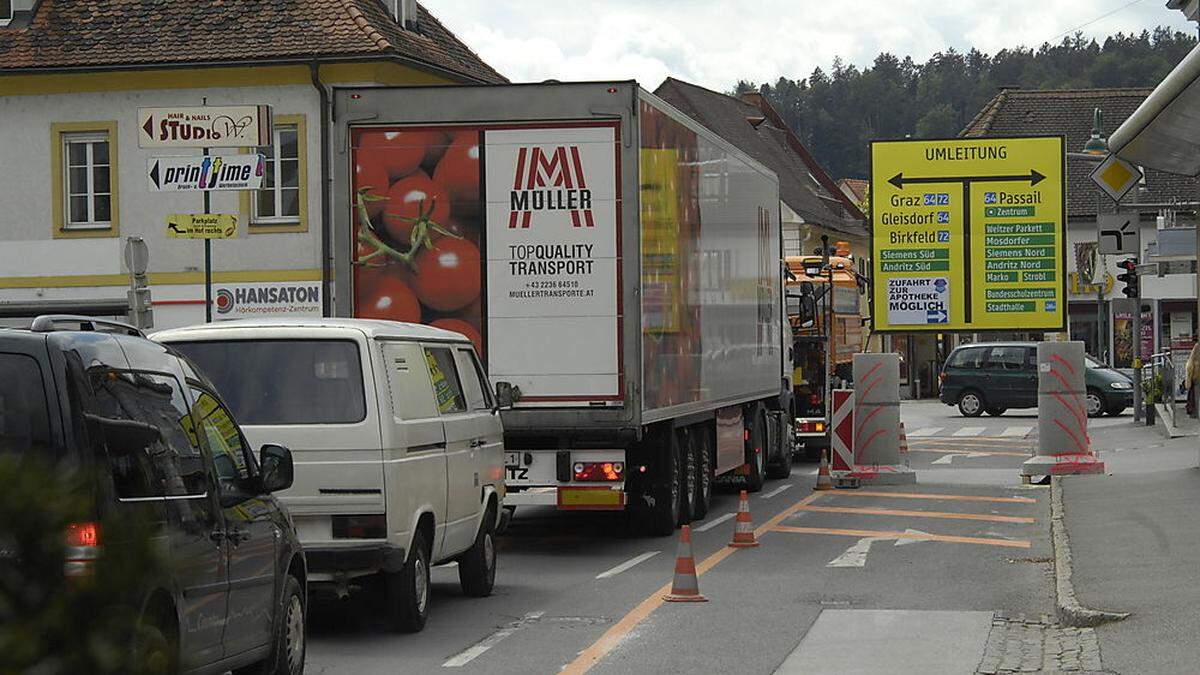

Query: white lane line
[931,454,956,465]
[443,611,545,667]
[761,484,793,500]
[1001,425,1033,437]
[595,551,660,579]
[693,512,735,533]
[907,426,944,437]
[952,426,986,437]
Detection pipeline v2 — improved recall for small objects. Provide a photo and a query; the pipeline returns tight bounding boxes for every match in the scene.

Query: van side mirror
[494,381,518,411]
[259,444,294,493]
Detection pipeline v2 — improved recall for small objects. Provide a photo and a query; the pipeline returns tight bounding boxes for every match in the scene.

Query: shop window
[51,122,119,238]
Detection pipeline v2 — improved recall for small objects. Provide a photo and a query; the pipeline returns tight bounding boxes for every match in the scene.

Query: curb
[1050,476,1130,628]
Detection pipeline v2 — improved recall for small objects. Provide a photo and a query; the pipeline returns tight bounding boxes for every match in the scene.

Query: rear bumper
[304,542,407,577]
[505,485,626,510]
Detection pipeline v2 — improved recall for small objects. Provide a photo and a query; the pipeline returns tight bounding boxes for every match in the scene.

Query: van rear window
[171,340,367,425]
[0,353,53,455]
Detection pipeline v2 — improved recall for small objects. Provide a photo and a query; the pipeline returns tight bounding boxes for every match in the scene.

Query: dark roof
[0,0,506,84]
[654,78,867,237]
[838,178,869,203]
[961,88,1198,218]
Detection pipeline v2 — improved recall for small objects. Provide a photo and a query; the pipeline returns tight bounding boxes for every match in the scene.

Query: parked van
[1,316,305,675]
[939,342,1134,418]
[155,319,504,632]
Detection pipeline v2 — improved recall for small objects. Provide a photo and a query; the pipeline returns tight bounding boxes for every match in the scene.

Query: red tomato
[442,217,481,247]
[451,295,483,325]
[411,238,481,312]
[354,152,393,221]
[431,319,483,356]
[433,131,481,216]
[357,130,445,182]
[383,172,451,246]
[356,267,420,323]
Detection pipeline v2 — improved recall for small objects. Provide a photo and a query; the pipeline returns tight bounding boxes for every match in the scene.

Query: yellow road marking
[835,490,1036,504]
[795,504,1035,524]
[772,525,1031,548]
[560,492,824,674]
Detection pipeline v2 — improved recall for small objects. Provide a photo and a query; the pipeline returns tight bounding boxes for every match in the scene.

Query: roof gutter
[311,61,333,317]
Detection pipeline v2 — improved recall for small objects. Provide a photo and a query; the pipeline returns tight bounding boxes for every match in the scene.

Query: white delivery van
[154,318,505,632]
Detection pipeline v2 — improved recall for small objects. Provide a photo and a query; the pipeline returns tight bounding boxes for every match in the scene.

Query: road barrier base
[1020,453,1105,477]
[848,464,917,485]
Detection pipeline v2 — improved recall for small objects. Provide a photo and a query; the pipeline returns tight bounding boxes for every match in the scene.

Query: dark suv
[939,341,1134,418]
[0,316,306,674]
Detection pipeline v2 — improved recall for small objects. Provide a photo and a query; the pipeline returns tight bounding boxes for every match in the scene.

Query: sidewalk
[1059,421,1200,674]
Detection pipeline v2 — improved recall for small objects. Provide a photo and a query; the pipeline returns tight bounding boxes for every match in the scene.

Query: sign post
[870,136,1067,333]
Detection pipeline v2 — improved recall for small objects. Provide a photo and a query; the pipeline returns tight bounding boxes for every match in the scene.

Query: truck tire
[745,406,767,492]
[385,530,430,633]
[766,415,793,479]
[649,429,683,536]
[680,427,699,525]
[692,425,713,520]
[459,507,497,598]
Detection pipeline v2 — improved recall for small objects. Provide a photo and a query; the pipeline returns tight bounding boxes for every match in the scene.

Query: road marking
[443,611,545,667]
[910,437,1031,447]
[772,525,1031,548]
[836,490,1037,504]
[827,529,931,567]
[930,451,992,464]
[595,551,660,579]
[1002,425,1033,437]
[560,492,825,674]
[692,512,735,533]
[908,447,1031,458]
[952,426,985,437]
[907,426,944,437]
[761,484,793,499]
[796,504,1035,524]
[932,454,956,465]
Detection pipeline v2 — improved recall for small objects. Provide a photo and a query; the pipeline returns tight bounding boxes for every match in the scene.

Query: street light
[1082,108,1108,155]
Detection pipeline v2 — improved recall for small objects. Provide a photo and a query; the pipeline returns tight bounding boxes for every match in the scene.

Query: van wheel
[985,406,1007,417]
[649,429,682,536]
[236,575,305,675]
[385,530,430,632]
[745,406,767,492]
[133,610,176,675]
[680,428,698,525]
[459,508,497,598]
[958,391,985,417]
[692,428,713,520]
[1086,388,1106,418]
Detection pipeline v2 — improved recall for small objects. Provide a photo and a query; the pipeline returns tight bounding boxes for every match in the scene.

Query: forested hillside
[736,28,1197,179]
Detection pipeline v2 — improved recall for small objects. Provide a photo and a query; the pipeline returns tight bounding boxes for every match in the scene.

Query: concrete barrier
[1022,341,1105,478]
[849,353,915,485]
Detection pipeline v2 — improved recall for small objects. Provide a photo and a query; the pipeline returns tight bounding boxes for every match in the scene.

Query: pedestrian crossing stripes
[952,426,986,437]
[903,425,1033,439]
[907,426,944,437]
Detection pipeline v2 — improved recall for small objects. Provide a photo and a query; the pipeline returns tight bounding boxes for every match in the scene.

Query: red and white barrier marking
[832,389,854,473]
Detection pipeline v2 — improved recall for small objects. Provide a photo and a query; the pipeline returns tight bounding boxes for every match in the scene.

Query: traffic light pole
[1133,300,1143,422]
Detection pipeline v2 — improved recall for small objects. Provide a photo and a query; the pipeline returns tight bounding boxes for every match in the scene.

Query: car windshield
[170,339,367,425]
[0,353,54,456]
[1085,356,1106,369]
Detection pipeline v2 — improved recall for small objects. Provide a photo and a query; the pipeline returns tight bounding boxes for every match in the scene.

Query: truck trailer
[331,81,793,535]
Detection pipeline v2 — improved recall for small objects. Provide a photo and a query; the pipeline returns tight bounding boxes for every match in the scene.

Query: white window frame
[0,0,12,27]
[62,131,113,230]
[252,124,301,226]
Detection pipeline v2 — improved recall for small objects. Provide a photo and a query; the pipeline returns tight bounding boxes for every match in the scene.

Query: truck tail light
[810,393,822,406]
[573,461,624,482]
[332,515,387,539]
[798,421,826,433]
[64,522,102,577]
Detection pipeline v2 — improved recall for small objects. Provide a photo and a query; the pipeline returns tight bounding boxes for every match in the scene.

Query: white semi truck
[331,81,794,535]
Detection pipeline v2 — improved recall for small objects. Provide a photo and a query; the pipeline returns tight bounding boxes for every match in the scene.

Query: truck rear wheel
[648,428,683,536]
[679,427,699,525]
[745,406,767,492]
[766,413,793,479]
[692,425,713,520]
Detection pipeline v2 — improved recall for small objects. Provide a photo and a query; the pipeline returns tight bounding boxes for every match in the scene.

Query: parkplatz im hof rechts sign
[870,136,1067,333]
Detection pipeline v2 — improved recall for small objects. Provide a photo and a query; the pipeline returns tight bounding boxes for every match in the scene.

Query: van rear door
[169,336,386,531]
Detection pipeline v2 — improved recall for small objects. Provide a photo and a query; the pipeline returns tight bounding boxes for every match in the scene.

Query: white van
[154,318,505,632]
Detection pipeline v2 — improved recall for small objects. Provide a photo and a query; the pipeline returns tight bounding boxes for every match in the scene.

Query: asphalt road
[305,400,1056,674]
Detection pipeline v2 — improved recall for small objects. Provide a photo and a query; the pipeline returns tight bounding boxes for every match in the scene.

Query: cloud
[425,1,1195,89]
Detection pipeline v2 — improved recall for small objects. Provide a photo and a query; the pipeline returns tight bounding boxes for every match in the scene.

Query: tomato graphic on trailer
[351,128,484,355]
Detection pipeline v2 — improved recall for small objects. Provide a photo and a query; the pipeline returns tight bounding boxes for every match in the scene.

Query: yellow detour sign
[166,213,238,239]
[870,136,1066,333]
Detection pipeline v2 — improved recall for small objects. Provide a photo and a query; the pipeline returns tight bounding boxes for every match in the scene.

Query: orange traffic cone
[663,525,707,602]
[899,423,910,455]
[728,490,759,548]
[814,449,834,491]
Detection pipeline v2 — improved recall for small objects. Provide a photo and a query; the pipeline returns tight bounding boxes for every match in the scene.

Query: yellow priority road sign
[166,213,238,239]
[870,136,1066,333]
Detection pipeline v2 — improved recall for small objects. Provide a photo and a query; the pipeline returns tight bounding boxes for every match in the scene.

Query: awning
[1110,43,1200,176]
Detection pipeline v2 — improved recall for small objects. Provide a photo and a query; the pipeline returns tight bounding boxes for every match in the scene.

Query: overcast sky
[424,1,1196,90]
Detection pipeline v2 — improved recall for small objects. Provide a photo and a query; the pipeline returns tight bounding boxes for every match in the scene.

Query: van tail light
[64,522,102,577]
[573,461,624,482]
[798,421,826,433]
[332,515,387,539]
[810,393,821,406]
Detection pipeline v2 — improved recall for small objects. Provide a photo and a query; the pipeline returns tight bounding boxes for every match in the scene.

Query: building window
[51,122,119,238]
[246,115,307,233]
[0,1,11,26]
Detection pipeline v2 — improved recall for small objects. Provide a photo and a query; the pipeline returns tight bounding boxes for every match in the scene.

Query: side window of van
[423,347,467,415]
[948,347,986,369]
[987,347,1029,371]
[454,348,492,411]
[0,353,53,455]
[188,387,252,484]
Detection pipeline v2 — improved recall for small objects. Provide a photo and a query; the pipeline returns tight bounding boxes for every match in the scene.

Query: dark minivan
[0,316,306,675]
[939,342,1134,418]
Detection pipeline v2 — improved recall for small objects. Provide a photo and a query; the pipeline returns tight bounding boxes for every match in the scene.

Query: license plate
[504,452,531,483]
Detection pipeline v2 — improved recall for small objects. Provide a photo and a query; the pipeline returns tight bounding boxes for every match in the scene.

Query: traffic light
[1116,257,1139,298]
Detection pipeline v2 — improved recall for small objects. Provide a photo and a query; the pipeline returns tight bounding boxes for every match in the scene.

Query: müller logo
[508,145,594,229]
